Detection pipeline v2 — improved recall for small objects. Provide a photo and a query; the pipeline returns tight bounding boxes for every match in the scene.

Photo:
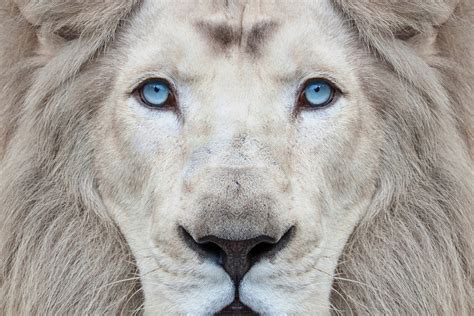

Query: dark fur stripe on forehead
[245,21,278,56]
[195,21,240,49]
[195,20,278,56]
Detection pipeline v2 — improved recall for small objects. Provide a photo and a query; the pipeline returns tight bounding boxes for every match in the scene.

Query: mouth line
[216,299,257,315]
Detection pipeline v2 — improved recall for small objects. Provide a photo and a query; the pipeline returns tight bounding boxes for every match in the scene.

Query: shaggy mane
[0,0,472,314]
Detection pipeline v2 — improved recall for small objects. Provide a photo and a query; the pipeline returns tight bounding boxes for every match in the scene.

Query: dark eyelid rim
[128,71,175,93]
[131,77,174,95]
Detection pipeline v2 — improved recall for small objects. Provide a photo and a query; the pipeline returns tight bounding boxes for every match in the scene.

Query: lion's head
[0,0,472,315]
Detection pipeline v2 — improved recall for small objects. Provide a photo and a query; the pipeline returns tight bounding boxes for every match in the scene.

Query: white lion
[0,0,472,315]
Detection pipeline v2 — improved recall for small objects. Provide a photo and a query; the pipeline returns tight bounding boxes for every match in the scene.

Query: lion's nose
[181,227,294,285]
[198,235,275,285]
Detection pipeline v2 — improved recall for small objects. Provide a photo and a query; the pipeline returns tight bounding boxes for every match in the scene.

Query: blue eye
[302,80,335,108]
[139,80,171,108]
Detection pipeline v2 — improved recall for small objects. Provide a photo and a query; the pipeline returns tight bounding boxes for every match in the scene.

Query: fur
[0,0,472,314]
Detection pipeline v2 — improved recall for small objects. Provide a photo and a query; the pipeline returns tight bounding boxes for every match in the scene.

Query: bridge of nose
[180,141,290,241]
[192,192,281,240]
[178,72,291,241]
[183,60,288,150]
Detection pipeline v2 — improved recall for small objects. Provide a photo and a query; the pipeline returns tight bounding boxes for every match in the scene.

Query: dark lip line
[216,299,257,315]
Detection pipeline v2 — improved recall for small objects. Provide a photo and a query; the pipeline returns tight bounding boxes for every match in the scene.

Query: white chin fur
[239,262,332,315]
[143,264,235,315]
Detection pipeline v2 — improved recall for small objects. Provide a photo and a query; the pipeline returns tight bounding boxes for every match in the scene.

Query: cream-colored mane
[0,0,472,314]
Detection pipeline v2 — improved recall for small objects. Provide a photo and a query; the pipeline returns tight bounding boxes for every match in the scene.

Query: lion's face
[95,1,380,314]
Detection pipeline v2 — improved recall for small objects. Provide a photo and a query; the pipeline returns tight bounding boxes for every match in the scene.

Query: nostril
[179,226,295,285]
[248,226,294,266]
[180,227,225,264]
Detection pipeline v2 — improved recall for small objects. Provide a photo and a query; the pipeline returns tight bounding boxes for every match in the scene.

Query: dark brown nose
[180,227,294,315]
[199,235,274,285]
[181,227,294,285]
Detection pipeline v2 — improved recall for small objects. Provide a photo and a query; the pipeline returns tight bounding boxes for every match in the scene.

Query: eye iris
[304,81,333,107]
[141,81,170,107]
